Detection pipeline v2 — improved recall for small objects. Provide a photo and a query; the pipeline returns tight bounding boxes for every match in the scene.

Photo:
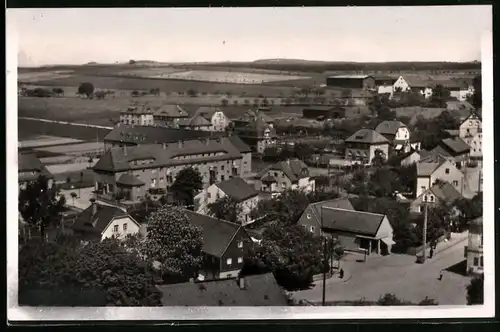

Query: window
[226,274,232,279]
[453,180,459,186]
[418,205,422,213]
[221,165,224,171]
[237,241,243,248]
[221,175,225,181]
[480,256,484,267]
[445,168,450,174]
[306,214,311,219]
[113,225,119,233]
[473,257,479,266]
[226,258,232,265]
[430,196,434,202]
[480,235,483,247]
[123,223,128,231]
[238,257,243,264]
[421,186,426,192]
[310,226,315,233]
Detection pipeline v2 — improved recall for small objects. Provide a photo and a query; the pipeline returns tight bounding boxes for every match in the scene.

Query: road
[293,232,471,305]
[18,116,113,130]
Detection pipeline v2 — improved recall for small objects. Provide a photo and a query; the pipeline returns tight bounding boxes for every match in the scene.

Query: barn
[326,75,376,90]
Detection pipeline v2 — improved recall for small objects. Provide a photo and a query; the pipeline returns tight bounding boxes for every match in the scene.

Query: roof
[429,80,463,90]
[117,173,145,186]
[156,274,287,306]
[427,182,463,203]
[104,125,223,145]
[446,100,475,111]
[431,145,453,158]
[416,154,449,177]
[345,128,389,144]
[18,153,53,180]
[320,208,387,237]
[183,115,212,127]
[305,198,355,225]
[441,137,471,154]
[375,120,406,136]
[328,75,373,79]
[121,104,155,115]
[261,159,310,183]
[153,105,189,118]
[72,203,131,235]
[216,177,259,202]
[93,137,243,173]
[183,210,247,258]
[194,106,219,121]
[444,129,460,137]
[234,118,277,138]
[460,112,482,125]
[227,135,252,153]
[402,75,434,88]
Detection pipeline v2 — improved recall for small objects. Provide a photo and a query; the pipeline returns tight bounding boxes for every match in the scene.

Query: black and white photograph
[7,5,494,321]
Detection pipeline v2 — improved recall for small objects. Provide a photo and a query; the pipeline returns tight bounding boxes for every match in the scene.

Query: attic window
[306,214,311,219]
[445,168,450,174]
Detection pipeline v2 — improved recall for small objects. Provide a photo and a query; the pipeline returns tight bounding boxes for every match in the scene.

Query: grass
[18,118,111,141]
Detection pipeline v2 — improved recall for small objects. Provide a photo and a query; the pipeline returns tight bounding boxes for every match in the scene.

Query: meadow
[18,118,111,141]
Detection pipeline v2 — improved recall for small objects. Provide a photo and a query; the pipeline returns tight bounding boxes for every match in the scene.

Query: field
[18,136,83,149]
[18,118,111,141]
[33,142,105,156]
[18,70,75,83]
[393,106,472,124]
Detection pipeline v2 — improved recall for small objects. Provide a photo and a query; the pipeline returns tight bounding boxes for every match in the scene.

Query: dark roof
[194,106,219,121]
[227,135,252,153]
[431,145,453,158]
[156,273,288,306]
[321,208,387,237]
[375,120,407,136]
[216,177,259,202]
[121,104,155,115]
[117,173,145,186]
[153,105,189,118]
[183,210,248,258]
[416,154,449,177]
[261,159,310,183]
[104,125,223,145]
[72,203,131,235]
[428,182,463,203]
[446,101,475,111]
[181,115,212,127]
[304,198,355,226]
[345,128,389,144]
[94,137,243,173]
[441,137,471,154]
[402,75,434,88]
[18,153,53,180]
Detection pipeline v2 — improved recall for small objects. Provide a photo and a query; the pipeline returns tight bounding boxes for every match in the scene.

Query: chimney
[205,138,210,146]
[92,201,98,216]
[238,277,245,290]
[123,145,127,156]
[177,141,183,149]
[162,142,168,149]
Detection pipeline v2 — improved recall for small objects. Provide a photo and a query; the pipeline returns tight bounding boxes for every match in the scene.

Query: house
[193,106,230,132]
[430,80,472,101]
[302,106,346,120]
[393,75,434,98]
[374,120,411,153]
[232,109,275,127]
[18,153,54,189]
[153,104,190,128]
[446,100,475,112]
[194,177,260,226]
[389,150,421,167]
[233,117,278,154]
[459,113,482,160]
[326,75,376,90]
[431,137,471,168]
[464,217,483,276]
[177,115,213,131]
[410,182,463,213]
[119,105,155,126]
[183,210,253,280]
[298,199,395,255]
[344,128,390,165]
[71,202,142,241]
[156,274,288,306]
[256,159,315,195]
[103,125,225,149]
[415,154,464,198]
[374,76,398,87]
[92,136,252,203]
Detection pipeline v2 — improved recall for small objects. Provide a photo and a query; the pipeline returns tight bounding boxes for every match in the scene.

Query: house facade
[194,107,230,132]
[415,154,465,198]
[257,159,315,195]
[431,137,471,168]
[400,151,421,166]
[344,128,390,165]
[374,120,411,153]
[153,105,190,128]
[177,115,213,131]
[71,202,141,241]
[233,116,277,154]
[326,75,376,90]
[93,137,252,203]
[393,76,434,98]
[194,177,260,226]
[119,105,155,126]
[459,113,482,160]
[18,153,54,189]
[183,210,253,280]
[409,182,463,213]
[465,217,483,276]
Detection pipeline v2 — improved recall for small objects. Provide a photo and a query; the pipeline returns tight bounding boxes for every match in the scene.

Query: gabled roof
[121,104,155,115]
[320,207,387,237]
[18,153,53,180]
[375,120,407,136]
[304,198,355,226]
[153,104,189,118]
[194,106,220,120]
[104,125,223,145]
[117,173,145,187]
[441,137,471,154]
[216,177,259,202]
[156,273,287,306]
[227,135,252,153]
[416,154,449,177]
[261,159,310,183]
[345,128,389,144]
[446,100,475,111]
[72,203,132,235]
[460,112,482,126]
[328,75,373,79]
[183,210,249,258]
[428,182,463,203]
[401,75,434,88]
[94,137,243,173]
[183,115,212,127]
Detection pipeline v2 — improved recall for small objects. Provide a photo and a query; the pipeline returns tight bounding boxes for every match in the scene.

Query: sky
[7,6,492,66]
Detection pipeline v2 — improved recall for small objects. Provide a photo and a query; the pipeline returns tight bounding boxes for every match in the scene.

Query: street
[293,232,471,305]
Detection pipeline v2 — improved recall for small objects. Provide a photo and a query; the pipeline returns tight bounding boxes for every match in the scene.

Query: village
[17,69,485,307]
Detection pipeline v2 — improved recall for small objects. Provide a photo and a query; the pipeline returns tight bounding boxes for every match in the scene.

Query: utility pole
[477,168,482,194]
[422,197,428,263]
[321,206,327,306]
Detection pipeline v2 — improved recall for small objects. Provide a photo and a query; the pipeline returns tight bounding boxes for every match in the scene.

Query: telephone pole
[422,198,428,263]
[321,206,326,306]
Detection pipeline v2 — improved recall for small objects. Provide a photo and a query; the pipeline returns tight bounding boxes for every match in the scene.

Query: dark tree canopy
[78,82,95,98]
[466,275,484,305]
[170,167,203,208]
[470,75,482,109]
[207,196,242,223]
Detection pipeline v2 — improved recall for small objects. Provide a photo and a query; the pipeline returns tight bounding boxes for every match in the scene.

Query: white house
[415,154,465,198]
[194,177,260,226]
[119,105,155,126]
[194,106,230,132]
[71,202,142,241]
[257,159,315,195]
[459,113,482,160]
[374,120,412,153]
[393,76,434,99]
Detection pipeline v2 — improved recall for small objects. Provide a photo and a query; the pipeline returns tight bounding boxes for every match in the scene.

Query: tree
[170,167,203,209]
[70,192,77,206]
[314,175,330,192]
[221,98,229,106]
[94,90,107,99]
[367,167,402,197]
[430,84,451,108]
[186,89,198,97]
[207,196,242,223]
[78,82,95,98]
[371,148,387,168]
[143,206,203,281]
[294,142,314,160]
[250,189,311,226]
[455,194,483,231]
[18,175,66,241]
[466,275,484,305]
[131,90,140,97]
[469,74,482,109]
[18,237,162,306]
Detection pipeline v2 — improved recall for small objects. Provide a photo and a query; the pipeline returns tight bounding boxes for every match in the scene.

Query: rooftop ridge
[321,206,385,218]
[184,209,241,228]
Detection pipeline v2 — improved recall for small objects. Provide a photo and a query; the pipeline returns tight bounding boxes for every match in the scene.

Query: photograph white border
[6,10,494,321]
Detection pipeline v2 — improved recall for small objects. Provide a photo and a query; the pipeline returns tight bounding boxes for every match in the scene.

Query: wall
[220,228,250,274]
[465,133,483,159]
[239,195,260,226]
[240,152,252,176]
[415,160,464,197]
[378,85,394,98]
[345,142,370,163]
[393,76,410,92]
[212,111,229,132]
[459,116,482,138]
[297,206,322,237]
[401,152,421,166]
[395,127,410,141]
[466,231,484,275]
[369,143,390,163]
[101,216,140,240]
[298,177,315,193]
[260,169,292,193]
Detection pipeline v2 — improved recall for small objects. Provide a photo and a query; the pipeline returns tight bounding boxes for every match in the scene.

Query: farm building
[431,137,471,168]
[326,75,375,90]
[374,76,398,86]
[302,106,346,120]
[393,75,434,98]
[177,115,213,131]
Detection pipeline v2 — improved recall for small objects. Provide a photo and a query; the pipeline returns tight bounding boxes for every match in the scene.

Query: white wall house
[393,76,433,99]
[101,215,141,241]
[195,107,230,132]
[119,106,155,126]
[415,155,465,198]
[459,113,482,159]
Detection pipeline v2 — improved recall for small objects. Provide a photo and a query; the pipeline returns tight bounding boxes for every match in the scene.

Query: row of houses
[326,74,475,101]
